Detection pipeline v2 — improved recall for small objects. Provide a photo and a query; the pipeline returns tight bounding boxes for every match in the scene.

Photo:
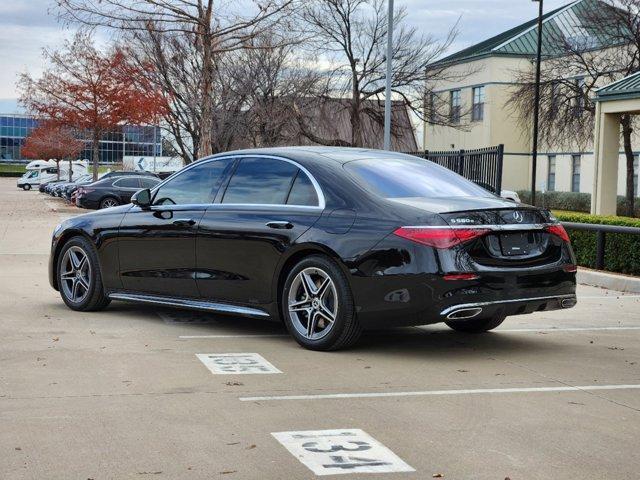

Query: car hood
[388,196,524,214]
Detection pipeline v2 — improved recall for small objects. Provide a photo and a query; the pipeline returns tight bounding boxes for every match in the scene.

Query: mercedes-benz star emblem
[513,211,524,223]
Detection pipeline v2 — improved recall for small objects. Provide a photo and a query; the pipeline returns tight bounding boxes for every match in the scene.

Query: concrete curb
[577,268,640,294]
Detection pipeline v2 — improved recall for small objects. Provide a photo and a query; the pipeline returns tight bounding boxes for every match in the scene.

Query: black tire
[445,314,507,333]
[281,255,361,351]
[23,184,31,191]
[56,236,111,311]
[100,197,120,209]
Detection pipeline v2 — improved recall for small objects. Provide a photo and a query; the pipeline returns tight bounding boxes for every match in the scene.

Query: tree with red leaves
[21,121,85,181]
[19,32,166,180]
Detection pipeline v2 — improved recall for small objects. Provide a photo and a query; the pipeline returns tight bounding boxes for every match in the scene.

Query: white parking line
[180,334,288,339]
[498,326,640,333]
[240,384,640,402]
[579,295,640,299]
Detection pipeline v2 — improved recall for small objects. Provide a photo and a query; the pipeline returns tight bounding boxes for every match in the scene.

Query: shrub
[516,190,640,217]
[553,211,640,275]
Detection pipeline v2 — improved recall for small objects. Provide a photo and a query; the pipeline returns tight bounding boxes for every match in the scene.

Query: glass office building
[0,114,162,163]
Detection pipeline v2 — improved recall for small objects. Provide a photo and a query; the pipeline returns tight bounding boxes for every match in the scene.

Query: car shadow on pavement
[68,302,564,358]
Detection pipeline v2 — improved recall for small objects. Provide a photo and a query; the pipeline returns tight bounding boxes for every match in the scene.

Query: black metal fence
[562,221,640,271]
[406,144,504,194]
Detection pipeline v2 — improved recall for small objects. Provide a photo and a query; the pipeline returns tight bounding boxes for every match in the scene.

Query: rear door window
[222,158,299,205]
[114,177,141,189]
[286,171,319,206]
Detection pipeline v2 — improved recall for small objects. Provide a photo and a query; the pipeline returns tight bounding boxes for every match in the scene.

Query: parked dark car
[40,180,65,194]
[60,174,94,201]
[49,147,577,351]
[76,175,161,209]
[101,170,160,179]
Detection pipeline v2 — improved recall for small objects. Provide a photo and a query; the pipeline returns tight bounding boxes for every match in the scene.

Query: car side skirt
[107,292,270,318]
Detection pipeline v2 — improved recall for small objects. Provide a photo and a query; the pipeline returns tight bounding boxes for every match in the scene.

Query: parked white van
[17,160,89,190]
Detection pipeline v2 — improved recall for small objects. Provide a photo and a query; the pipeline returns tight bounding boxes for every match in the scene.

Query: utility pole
[531,0,544,205]
[383,0,394,150]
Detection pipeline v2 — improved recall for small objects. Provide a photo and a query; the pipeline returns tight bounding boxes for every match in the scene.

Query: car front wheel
[445,314,506,333]
[23,184,32,191]
[282,255,361,351]
[57,236,110,311]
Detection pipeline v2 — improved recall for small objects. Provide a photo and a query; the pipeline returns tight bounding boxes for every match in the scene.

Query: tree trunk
[68,158,73,181]
[92,130,100,182]
[197,3,214,159]
[621,114,635,217]
[350,67,362,147]
[55,159,60,181]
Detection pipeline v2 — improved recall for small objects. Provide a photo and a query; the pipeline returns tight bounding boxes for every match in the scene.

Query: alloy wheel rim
[288,267,338,340]
[102,199,117,208]
[60,246,91,303]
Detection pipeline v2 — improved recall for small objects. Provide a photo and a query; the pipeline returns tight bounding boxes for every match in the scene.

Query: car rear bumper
[76,197,99,209]
[441,293,576,321]
[351,267,577,328]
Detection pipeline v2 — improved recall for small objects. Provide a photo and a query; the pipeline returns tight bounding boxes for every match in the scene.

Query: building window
[634,154,639,197]
[548,155,556,191]
[450,89,461,124]
[472,86,485,121]
[571,154,581,192]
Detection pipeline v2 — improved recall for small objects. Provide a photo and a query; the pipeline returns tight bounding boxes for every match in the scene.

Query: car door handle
[266,221,294,229]
[173,218,196,227]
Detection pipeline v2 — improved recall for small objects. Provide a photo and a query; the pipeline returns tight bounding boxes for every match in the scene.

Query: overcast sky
[0,0,571,111]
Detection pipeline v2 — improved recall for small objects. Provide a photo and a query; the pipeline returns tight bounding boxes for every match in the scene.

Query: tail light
[545,224,570,243]
[393,226,490,249]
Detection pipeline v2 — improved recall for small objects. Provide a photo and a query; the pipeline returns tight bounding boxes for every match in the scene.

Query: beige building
[423,0,639,199]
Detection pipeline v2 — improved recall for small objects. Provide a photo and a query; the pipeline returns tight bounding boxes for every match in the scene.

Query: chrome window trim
[150,154,326,210]
[440,294,576,317]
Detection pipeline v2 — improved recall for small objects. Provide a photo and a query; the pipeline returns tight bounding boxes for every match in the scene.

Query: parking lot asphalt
[1,177,640,480]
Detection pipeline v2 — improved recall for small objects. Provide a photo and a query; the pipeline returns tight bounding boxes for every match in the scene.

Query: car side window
[222,158,299,205]
[140,177,160,189]
[286,171,319,206]
[152,158,233,206]
[114,177,141,188]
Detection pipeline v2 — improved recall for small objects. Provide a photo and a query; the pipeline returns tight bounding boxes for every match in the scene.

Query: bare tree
[233,36,326,147]
[297,0,461,147]
[508,0,640,216]
[56,0,295,158]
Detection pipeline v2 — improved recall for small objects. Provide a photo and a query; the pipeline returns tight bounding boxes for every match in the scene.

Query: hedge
[554,211,640,276]
[517,190,640,217]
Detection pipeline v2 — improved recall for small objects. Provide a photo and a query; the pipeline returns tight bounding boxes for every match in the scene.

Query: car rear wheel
[445,314,507,333]
[100,197,119,209]
[57,236,110,311]
[282,255,361,351]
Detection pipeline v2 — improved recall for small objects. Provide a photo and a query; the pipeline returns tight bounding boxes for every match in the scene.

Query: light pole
[531,0,544,206]
[383,0,394,150]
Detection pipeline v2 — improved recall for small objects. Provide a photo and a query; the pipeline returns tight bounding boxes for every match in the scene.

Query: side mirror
[132,188,152,208]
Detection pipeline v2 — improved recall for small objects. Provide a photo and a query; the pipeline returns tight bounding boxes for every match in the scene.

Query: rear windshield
[344,157,494,199]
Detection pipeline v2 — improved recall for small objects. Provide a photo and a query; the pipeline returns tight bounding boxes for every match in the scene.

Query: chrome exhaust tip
[561,297,577,308]
[446,307,483,320]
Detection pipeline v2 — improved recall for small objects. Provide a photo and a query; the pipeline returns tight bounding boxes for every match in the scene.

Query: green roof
[596,71,640,101]
[435,0,615,65]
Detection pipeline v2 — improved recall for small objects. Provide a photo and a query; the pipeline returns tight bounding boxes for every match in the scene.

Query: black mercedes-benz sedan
[49,147,577,350]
